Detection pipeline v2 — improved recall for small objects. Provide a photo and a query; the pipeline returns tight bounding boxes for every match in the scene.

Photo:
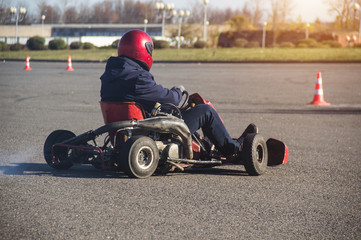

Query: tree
[269,0,294,44]
[38,2,61,24]
[250,0,264,27]
[188,2,203,24]
[227,15,250,32]
[90,0,113,23]
[327,0,358,29]
[279,0,294,25]
[78,2,91,23]
[63,7,79,23]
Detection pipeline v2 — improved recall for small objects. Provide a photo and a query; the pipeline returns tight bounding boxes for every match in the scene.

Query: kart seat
[100,101,145,123]
[100,102,146,146]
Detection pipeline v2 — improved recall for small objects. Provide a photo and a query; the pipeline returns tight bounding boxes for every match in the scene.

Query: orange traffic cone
[24,56,31,70]
[309,72,330,105]
[66,56,74,71]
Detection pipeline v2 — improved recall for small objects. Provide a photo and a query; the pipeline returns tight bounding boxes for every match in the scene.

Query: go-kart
[43,92,288,178]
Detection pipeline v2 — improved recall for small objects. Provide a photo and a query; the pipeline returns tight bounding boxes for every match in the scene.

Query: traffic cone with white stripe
[309,72,330,105]
[66,56,74,71]
[24,56,31,70]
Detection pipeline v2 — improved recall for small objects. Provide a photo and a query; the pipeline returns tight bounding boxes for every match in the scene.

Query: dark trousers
[182,104,239,156]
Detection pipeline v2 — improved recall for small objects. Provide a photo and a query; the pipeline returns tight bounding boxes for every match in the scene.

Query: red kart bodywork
[100,102,145,146]
[267,138,289,166]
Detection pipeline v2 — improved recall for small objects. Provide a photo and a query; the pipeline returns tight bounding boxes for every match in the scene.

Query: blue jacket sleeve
[134,72,182,105]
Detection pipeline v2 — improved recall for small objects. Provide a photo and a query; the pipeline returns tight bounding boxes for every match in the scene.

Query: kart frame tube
[57,116,194,160]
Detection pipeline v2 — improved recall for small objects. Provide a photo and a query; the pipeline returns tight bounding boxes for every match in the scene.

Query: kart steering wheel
[153,91,189,119]
[155,103,182,118]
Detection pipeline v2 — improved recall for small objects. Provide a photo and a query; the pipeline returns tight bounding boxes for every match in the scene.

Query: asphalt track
[0,61,360,239]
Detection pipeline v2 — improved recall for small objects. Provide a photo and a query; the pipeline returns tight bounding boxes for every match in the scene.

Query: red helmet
[117,30,154,70]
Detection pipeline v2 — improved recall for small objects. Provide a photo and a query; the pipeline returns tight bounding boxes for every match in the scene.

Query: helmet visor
[145,42,153,56]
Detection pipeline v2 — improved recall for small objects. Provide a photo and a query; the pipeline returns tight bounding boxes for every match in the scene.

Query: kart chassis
[44,93,288,178]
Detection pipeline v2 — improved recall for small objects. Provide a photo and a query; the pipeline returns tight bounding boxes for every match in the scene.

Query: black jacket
[100,56,182,114]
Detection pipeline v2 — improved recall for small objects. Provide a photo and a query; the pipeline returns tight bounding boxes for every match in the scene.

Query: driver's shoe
[231,124,258,164]
[237,123,258,147]
[239,123,258,141]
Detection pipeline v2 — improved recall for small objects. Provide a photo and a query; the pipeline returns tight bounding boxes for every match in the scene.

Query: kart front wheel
[120,136,159,178]
[44,130,75,170]
[242,133,268,176]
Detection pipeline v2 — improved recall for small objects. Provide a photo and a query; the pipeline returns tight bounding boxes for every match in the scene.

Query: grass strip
[1,48,361,62]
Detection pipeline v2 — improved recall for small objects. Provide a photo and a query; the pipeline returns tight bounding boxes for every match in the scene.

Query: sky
[5,0,335,23]
[171,0,335,22]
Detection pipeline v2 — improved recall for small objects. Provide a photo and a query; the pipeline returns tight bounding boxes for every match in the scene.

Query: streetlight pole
[10,7,27,43]
[155,1,174,38]
[354,3,361,44]
[41,15,46,37]
[262,22,267,49]
[144,19,148,32]
[176,10,190,49]
[305,23,310,39]
[203,0,209,43]
[359,14,361,44]
[177,10,184,49]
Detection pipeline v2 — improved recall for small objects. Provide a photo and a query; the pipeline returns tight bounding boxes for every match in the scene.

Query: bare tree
[241,2,252,22]
[78,2,91,23]
[250,0,264,27]
[327,0,356,29]
[120,0,145,23]
[90,0,114,23]
[188,2,203,24]
[269,0,294,44]
[63,7,79,24]
[279,0,294,25]
[38,1,61,24]
[112,0,123,23]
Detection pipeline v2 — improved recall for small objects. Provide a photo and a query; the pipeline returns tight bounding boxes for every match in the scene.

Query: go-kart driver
[100,30,257,160]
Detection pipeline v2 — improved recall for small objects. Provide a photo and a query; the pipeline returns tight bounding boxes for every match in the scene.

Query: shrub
[309,42,324,48]
[10,43,22,51]
[234,38,248,47]
[321,40,342,48]
[297,43,308,48]
[153,39,170,49]
[354,43,361,48]
[0,41,8,51]
[297,38,317,47]
[83,42,96,49]
[319,44,331,48]
[245,41,260,48]
[280,42,295,48]
[26,36,45,50]
[69,41,82,49]
[111,39,120,49]
[48,39,67,50]
[193,40,206,48]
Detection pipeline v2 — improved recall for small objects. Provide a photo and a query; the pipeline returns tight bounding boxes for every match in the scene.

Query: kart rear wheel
[44,130,75,170]
[242,133,268,176]
[120,136,159,178]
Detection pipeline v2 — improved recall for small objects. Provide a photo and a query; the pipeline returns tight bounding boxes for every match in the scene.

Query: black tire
[120,136,159,178]
[43,130,75,170]
[242,133,268,176]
